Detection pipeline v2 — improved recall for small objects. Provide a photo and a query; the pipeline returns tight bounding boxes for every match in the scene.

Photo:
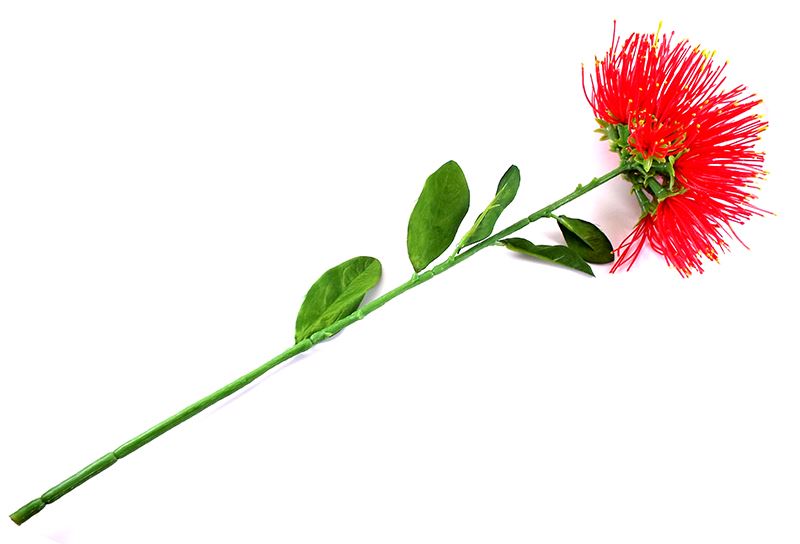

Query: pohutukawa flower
[583,23,768,276]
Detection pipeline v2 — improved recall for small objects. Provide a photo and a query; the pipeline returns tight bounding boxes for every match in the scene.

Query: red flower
[583,24,767,276]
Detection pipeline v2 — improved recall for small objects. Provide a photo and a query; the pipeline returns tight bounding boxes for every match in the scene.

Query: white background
[1,1,797,543]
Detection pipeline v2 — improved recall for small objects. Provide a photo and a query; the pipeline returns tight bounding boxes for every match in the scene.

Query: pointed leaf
[295,256,382,343]
[500,237,594,276]
[556,215,614,264]
[407,161,470,272]
[459,165,520,249]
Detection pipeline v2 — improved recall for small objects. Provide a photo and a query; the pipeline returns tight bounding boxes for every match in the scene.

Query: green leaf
[295,256,382,343]
[500,237,594,276]
[407,160,470,272]
[556,215,614,264]
[459,165,520,249]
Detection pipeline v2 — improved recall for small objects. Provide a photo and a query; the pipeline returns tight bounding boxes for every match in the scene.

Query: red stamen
[585,26,768,276]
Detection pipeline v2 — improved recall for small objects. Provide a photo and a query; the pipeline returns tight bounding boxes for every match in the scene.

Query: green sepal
[633,186,657,215]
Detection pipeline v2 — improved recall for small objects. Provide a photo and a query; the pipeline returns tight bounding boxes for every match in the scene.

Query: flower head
[583,23,767,276]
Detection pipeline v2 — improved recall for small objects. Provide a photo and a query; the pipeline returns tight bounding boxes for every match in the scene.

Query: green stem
[9,163,629,526]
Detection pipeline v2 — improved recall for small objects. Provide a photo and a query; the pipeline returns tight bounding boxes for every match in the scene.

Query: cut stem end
[10,498,46,526]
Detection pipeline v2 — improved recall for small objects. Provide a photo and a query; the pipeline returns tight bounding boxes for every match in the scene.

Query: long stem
[10,163,629,526]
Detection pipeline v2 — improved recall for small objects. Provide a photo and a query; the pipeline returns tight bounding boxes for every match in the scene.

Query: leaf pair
[555,216,614,264]
[406,161,520,272]
[293,160,520,345]
[291,162,612,345]
[501,238,594,276]
[500,215,614,276]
